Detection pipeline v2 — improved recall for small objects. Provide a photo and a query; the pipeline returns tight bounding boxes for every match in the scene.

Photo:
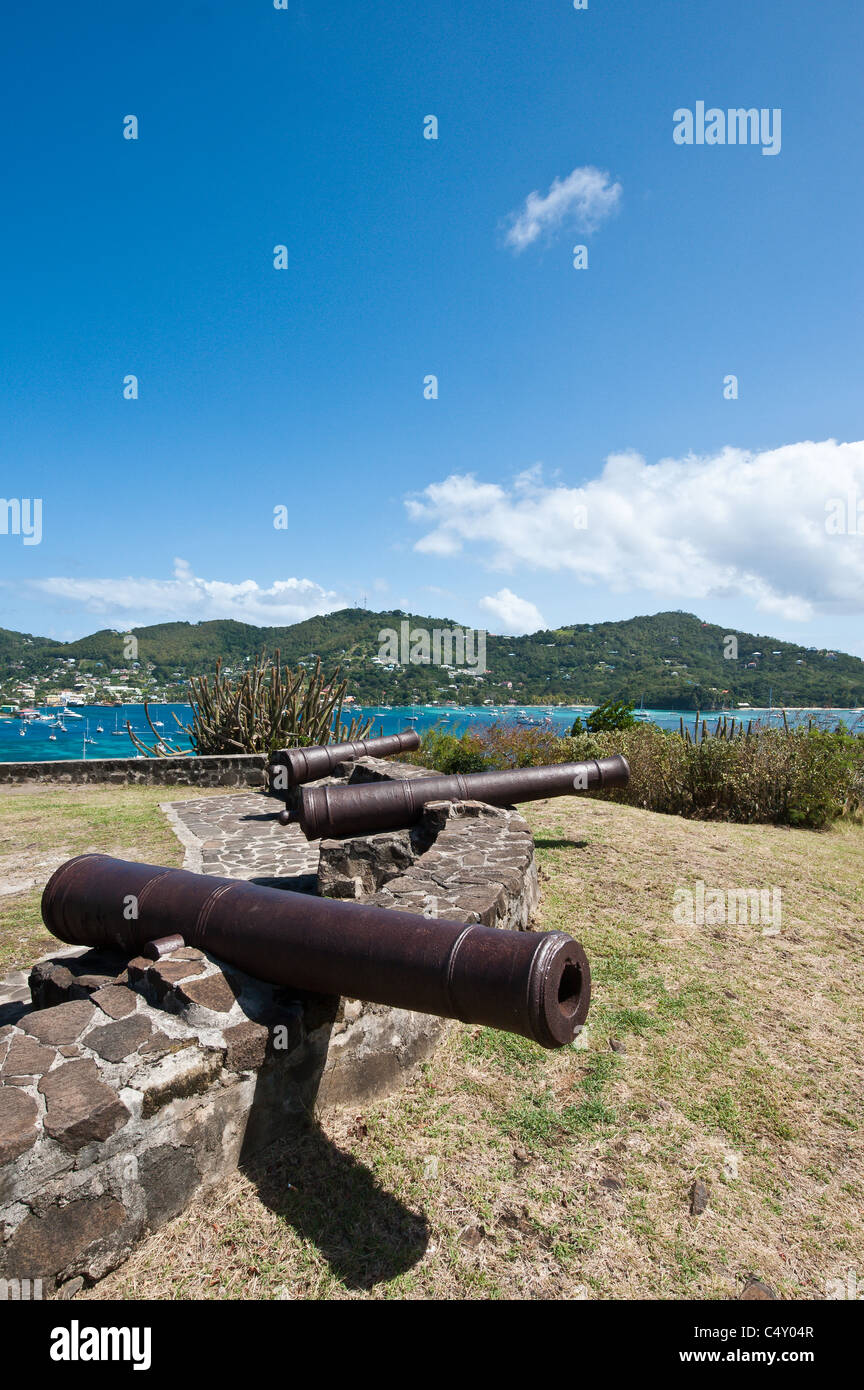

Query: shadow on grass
[533,837,590,851]
[245,1120,429,1290]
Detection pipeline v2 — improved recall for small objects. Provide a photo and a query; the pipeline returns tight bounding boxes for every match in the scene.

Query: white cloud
[503,166,622,252]
[479,588,546,635]
[406,440,864,623]
[25,559,348,628]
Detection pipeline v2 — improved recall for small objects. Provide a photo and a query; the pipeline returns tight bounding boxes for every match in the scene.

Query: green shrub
[414,728,489,774]
[412,719,864,829]
[571,699,637,735]
[561,724,864,828]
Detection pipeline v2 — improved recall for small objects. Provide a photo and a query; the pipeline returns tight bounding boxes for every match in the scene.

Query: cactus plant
[128,651,373,758]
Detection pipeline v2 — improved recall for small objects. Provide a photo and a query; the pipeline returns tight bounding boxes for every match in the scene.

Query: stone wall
[318,799,539,930]
[0,757,540,1295]
[0,754,267,789]
[0,940,444,1296]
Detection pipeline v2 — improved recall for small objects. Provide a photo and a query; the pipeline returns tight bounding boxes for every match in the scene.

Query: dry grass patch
[0,783,228,972]
[87,799,863,1301]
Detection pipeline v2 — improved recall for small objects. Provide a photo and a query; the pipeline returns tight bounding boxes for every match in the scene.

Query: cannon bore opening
[557,960,584,1017]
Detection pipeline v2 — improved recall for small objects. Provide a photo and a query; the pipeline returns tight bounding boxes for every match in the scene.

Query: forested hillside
[1,609,862,709]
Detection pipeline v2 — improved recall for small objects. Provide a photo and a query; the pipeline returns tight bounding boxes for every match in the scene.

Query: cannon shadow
[235,956,429,1290]
[241,1112,430,1291]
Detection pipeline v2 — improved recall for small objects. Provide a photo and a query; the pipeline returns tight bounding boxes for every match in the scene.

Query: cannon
[268,728,420,792]
[41,854,590,1048]
[281,753,630,840]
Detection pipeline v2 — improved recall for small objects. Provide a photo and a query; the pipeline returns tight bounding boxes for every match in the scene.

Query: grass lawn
[2,784,861,1299]
[0,784,228,973]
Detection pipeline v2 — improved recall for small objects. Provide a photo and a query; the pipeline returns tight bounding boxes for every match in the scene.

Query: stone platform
[0,758,541,1295]
[161,791,320,888]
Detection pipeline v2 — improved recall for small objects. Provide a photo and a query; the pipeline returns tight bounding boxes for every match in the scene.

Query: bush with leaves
[410,717,864,829]
[571,699,637,736]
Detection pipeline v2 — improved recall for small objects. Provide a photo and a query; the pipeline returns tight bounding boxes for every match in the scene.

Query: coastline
[1,701,861,765]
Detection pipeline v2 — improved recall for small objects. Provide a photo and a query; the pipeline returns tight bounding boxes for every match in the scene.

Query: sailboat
[634,694,650,722]
[84,720,96,745]
[111,707,126,736]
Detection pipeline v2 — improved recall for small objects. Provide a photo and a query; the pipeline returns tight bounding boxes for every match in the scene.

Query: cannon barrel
[268,729,421,790]
[283,753,630,840]
[41,855,591,1048]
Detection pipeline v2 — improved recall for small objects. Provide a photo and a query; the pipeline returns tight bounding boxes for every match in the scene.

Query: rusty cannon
[41,854,590,1048]
[281,753,630,840]
[268,728,420,791]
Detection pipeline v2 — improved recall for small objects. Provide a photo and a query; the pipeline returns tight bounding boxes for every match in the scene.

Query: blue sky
[1,0,863,651]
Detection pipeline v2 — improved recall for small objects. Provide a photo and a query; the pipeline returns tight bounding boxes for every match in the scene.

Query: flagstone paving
[161,792,319,890]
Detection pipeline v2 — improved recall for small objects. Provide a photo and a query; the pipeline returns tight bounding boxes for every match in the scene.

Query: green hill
[1,609,862,710]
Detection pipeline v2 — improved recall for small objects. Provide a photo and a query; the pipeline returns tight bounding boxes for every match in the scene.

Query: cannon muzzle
[268,729,420,790]
[41,855,590,1048]
[284,753,630,840]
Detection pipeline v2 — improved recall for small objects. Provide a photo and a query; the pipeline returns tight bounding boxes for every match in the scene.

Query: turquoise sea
[0,702,862,764]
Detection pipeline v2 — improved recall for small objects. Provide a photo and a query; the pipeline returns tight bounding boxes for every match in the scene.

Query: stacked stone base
[0,758,540,1295]
[0,940,443,1296]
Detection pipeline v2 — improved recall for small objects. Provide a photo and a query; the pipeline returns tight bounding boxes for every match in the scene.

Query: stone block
[139,1144,202,1229]
[0,1087,39,1165]
[137,1048,223,1119]
[29,952,128,1010]
[176,972,238,1015]
[148,959,207,991]
[0,1034,57,1080]
[39,1060,130,1151]
[317,830,416,898]
[223,1020,269,1072]
[22,1001,97,1046]
[85,1015,153,1063]
[92,985,138,1020]
[2,1195,128,1281]
[28,962,76,1009]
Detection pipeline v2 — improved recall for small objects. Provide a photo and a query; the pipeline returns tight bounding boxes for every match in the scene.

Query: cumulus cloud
[406,440,864,623]
[479,589,546,635]
[503,166,622,252]
[25,558,348,628]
